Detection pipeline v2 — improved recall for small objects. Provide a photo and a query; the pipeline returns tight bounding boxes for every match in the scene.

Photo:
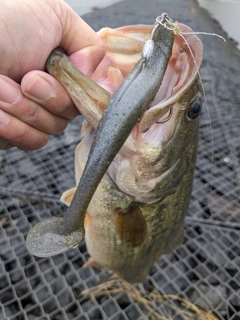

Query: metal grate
[1,0,240,303]
[0,62,240,319]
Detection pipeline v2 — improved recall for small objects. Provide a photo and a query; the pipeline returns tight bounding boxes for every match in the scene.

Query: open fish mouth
[95,23,203,134]
[98,23,203,195]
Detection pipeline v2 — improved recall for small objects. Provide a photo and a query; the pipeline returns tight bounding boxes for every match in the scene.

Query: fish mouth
[139,24,203,133]
[95,23,203,134]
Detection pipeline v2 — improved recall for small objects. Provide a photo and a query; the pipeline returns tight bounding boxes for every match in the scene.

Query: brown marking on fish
[115,203,148,247]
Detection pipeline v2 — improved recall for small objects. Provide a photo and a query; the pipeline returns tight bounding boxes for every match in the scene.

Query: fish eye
[187,99,201,120]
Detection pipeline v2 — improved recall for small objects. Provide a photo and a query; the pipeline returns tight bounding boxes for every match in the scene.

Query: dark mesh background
[0,0,240,319]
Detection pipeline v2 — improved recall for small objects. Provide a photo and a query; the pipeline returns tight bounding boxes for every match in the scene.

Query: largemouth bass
[27,14,203,282]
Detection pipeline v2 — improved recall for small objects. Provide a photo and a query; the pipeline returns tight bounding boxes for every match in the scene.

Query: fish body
[28,16,203,282]
[62,22,202,282]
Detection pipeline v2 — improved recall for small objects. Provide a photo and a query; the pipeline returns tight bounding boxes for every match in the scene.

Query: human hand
[0,0,105,150]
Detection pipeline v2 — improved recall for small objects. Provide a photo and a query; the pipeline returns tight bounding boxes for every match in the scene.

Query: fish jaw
[60,22,203,282]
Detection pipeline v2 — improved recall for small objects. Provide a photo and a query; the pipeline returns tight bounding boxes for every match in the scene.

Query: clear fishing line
[170,21,227,190]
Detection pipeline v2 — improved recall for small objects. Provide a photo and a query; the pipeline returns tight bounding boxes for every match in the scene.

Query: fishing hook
[156,14,175,31]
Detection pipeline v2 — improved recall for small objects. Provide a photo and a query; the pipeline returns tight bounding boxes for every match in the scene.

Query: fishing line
[181,31,226,42]
[170,21,226,191]
[179,33,214,167]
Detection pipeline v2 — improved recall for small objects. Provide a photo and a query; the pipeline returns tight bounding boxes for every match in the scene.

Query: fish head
[87,24,203,202]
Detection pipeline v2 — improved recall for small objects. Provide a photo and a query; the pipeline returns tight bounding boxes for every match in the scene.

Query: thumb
[54,1,106,75]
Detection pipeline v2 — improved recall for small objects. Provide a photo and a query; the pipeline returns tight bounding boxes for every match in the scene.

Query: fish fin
[115,203,147,247]
[82,257,102,269]
[162,222,185,254]
[60,187,76,206]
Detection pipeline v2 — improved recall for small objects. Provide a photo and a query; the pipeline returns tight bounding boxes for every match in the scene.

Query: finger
[0,111,49,151]
[21,71,80,119]
[54,1,106,75]
[0,75,68,135]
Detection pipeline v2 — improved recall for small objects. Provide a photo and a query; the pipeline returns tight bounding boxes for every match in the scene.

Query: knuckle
[25,103,41,122]
[14,126,31,144]
[26,136,49,151]
[18,133,49,151]
[14,126,47,150]
[52,118,68,134]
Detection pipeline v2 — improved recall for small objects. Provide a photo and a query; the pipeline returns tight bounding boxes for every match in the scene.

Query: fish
[26,14,203,283]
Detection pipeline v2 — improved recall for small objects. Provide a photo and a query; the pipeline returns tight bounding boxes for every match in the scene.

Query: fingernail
[25,75,56,101]
[0,109,10,127]
[0,77,21,104]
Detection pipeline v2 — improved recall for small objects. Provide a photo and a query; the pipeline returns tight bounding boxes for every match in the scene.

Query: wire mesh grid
[0,62,240,320]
